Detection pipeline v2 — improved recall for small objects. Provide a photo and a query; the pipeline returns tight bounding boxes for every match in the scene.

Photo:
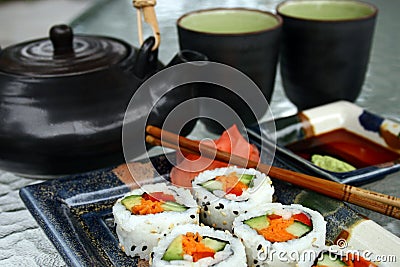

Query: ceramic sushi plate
[247,101,400,185]
[20,153,400,267]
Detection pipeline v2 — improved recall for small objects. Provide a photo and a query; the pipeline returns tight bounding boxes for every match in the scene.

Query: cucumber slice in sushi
[113,183,198,260]
[233,203,326,267]
[244,213,312,239]
[286,221,312,237]
[239,174,255,186]
[120,193,188,213]
[121,195,141,210]
[244,215,269,230]
[152,224,246,266]
[161,201,188,212]
[161,235,227,262]
[200,174,256,192]
[315,253,347,266]
[162,235,184,261]
[201,237,227,252]
[193,166,274,231]
[200,180,224,191]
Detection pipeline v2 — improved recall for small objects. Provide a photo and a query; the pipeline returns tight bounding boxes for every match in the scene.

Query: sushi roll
[233,203,326,267]
[311,250,380,267]
[113,183,199,260]
[151,224,247,266]
[192,166,274,231]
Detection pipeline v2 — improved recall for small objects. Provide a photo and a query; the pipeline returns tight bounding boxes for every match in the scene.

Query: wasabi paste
[311,154,356,172]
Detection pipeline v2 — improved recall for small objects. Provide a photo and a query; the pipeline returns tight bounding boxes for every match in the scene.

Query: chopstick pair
[145,125,400,220]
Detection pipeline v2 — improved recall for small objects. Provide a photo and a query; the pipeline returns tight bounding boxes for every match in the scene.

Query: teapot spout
[165,50,208,68]
[146,50,207,138]
[133,37,159,79]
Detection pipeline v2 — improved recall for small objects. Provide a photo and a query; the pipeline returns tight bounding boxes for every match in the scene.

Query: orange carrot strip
[257,217,296,242]
[131,198,164,215]
[182,232,215,262]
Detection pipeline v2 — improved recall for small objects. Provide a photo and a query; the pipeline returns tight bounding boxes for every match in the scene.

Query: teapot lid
[0,25,130,77]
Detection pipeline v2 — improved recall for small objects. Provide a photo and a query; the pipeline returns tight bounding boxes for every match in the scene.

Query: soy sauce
[286,129,400,168]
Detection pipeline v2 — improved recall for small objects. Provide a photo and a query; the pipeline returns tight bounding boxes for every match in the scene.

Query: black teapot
[0,25,206,177]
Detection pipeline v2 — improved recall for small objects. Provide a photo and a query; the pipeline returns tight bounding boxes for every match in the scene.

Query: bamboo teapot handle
[133,0,160,51]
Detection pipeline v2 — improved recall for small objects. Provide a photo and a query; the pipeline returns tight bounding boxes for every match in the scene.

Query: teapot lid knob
[50,24,74,56]
[0,24,130,76]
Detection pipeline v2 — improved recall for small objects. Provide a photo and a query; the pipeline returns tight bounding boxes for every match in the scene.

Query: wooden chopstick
[145,125,400,220]
[146,125,400,208]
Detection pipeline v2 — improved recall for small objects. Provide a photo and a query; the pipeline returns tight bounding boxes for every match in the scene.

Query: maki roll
[113,183,199,260]
[192,166,274,230]
[151,224,246,266]
[233,203,326,267]
[312,250,379,267]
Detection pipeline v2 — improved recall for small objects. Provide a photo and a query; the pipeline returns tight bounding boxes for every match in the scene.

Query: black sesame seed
[204,196,208,199]
[190,214,195,219]
[205,201,210,206]
[130,245,136,251]
[151,252,154,258]
[233,210,239,215]
[204,205,208,211]
[142,246,147,251]
[215,206,220,210]
[164,233,167,236]
[257,244,262,250]
[219,203,224,209]
[254,259,258,264]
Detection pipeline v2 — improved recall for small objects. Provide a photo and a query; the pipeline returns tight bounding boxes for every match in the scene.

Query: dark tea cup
[277,0,378,110]
[177,8,282,133]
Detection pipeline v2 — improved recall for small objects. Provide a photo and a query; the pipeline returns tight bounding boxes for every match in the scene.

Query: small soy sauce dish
[247,101,400,185]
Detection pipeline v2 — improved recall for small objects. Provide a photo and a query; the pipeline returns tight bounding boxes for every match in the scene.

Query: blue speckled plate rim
[246,105,400,185]
[19,167,125,267]
[19,156,175,267]
[248,131,400,185]
[19,153,388,267]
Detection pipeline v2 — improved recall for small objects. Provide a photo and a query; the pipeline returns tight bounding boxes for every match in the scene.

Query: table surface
[1,0,399,266]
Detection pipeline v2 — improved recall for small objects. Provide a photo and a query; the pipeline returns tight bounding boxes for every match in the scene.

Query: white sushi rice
[113,183,199,260]
[233,203,326,267]
[151,224,247,267]
[192,166,274,231]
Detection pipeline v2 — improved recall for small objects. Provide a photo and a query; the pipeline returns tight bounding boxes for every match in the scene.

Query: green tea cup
[277,0,378,110]
[177,8,282,133]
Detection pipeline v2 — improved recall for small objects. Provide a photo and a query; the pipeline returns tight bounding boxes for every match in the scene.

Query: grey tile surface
[0,0,93,47]
[0,1,94,266]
